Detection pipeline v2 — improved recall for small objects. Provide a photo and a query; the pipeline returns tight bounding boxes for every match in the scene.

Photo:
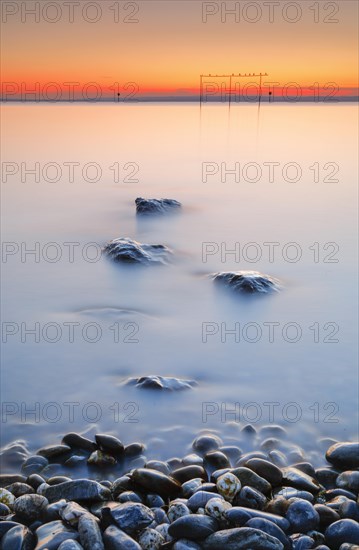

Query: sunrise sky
[1,0,358,99]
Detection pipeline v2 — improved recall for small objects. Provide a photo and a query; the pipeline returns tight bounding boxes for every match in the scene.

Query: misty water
[1,102,358,472]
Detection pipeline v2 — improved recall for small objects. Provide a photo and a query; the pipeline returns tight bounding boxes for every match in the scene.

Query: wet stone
[103,238,172,265]
[326,443,359,470]
[13,494,48,521]
[47,476,72,485]
[58,541,84,550]
[124,443,145,458]
[339,500,359,521]
[187,490,223,512]
[37,445,71,459]
[168,514,218,540]
[0,502,11,515]
[78,513,104,550]
[275,487,314,502]
[44,479,111,503]
[216,472,241,502]
[286,499,320,532]
[192,435,222,456]
[181,478,204,498]
[0,475,27,488]
[236,485,267,510]
[145,460,170,475]
[135,197,181,215]
[182,454,203,467]
[212,270,281,294]
[325,519,359,549]
[21,456,49,476]
[205,497,231,522]
[173,541,201,550]
[103,524,141,549]
[172,465,206,483]
[281,467,321,493]
[168,502,190,522]
[0,524,35,550]
[314,503,340,527]
[231,467,271,494]
[202,527,284,549]
[88,450,117,467]
[95,434,124,456]
[316,468,339,489]
[59,501,90,526]
[117,491,142,504]
[0,487,16,507]
[227,507,290,531]
[35,520,79,550]
[245,518,291,550]
[102,502,155,535]
[5,482,34,497]
[204,451,231,472]
[336,471,359,493]
[219,446,242,464]
[132,468,181,498]
[290,534,315,549]
[245,458,283,486]
[62,433,97,452]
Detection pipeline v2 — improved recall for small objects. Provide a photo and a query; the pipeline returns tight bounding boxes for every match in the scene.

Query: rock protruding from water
[212,271,281,294]
[104,238,172,265]
[125,375,197,391]
[135,197,181,215]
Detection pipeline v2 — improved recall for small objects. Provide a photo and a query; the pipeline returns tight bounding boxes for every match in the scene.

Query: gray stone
[102,502,154,535]
[78,513,104,550]
[13,494,48,521]
[44,480,111,503]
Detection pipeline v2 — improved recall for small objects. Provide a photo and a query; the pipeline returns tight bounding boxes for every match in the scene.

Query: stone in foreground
[203,527,284,549]
[212,271,281,294]
[104,237,172,265]
[135,197,181,215]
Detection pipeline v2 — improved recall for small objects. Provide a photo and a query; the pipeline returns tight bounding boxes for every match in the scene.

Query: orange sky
[1,0,358,97]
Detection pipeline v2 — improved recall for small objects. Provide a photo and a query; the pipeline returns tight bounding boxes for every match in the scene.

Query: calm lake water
[1,102,358,470]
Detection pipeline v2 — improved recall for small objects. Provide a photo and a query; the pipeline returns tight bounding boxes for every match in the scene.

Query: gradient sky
[1,0,358,97]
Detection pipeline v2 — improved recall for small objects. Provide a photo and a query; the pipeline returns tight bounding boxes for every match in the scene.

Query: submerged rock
[103,237,172,265]
[135,197,181,215]
[125,375,197,391]
[212,271,281,294]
